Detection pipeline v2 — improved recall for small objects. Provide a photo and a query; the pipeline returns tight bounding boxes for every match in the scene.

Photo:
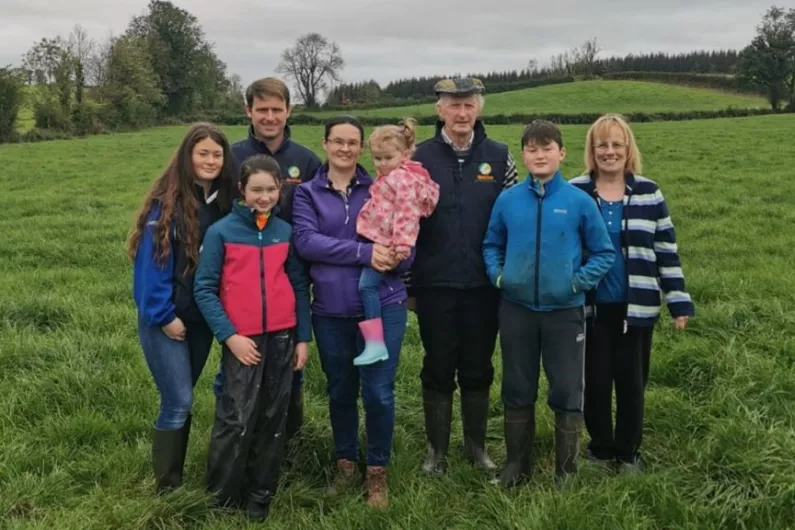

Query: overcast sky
[0,0,777,87]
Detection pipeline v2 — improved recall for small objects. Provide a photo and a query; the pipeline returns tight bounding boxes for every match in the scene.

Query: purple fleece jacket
[292,164,414,318]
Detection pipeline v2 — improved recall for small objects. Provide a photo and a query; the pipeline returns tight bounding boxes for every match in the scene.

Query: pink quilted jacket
[356,160,440,248]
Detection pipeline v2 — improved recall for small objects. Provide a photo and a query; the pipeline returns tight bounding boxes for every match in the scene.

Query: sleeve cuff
[358,242,374,266]
[155,311,177,328]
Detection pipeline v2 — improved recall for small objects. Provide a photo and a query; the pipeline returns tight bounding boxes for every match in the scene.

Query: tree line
[326,45,742,106]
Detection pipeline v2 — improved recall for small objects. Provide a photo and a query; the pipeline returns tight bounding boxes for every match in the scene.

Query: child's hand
[294,342,309,371]
[394,245,411,262]
[161,317,186,341]
[226,334,261,366]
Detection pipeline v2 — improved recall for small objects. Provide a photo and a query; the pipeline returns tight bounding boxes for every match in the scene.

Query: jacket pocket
[540,260,576,307]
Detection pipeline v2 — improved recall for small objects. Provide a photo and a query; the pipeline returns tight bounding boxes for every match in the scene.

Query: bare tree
[577,37,601,78]
[276,33,344,108]
[68,24,95,68]
[86,31,114,90]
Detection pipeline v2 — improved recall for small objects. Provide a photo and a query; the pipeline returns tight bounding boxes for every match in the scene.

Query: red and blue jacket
[193,201,312,344]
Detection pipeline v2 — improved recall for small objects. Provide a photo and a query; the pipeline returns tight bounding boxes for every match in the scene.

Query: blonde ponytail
[369,117,418,152]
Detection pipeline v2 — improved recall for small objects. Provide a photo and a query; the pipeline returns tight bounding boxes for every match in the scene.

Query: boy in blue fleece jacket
[482,120,615,487]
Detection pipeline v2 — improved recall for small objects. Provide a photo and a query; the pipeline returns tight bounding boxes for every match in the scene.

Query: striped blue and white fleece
[569,172,695,327]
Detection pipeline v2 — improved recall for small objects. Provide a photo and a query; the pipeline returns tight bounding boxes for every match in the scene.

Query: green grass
[2,114,795,529]
[300,80,768,119]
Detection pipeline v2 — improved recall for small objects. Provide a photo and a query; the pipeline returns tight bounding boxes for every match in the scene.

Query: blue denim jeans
[358,266,383,319]
[138,315,214,430]
[313,303,407,466]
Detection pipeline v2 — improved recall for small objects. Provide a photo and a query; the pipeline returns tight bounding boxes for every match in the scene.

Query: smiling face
[191,137,224,184]
[323,123,364,173]
[242,171,281,214]
[436,94,481,139]
[522,140,566,180]
[246,95,290,142]
[592,125,628,177]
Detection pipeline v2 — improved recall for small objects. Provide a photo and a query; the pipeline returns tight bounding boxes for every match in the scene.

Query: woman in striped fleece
[569,114,694,474]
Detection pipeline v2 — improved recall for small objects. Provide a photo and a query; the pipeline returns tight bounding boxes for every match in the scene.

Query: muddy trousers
[206,329,295,509]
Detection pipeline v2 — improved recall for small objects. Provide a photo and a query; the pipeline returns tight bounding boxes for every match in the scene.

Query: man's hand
[294,342,309,371]
[161,317,186,341]
[226,334,261,366]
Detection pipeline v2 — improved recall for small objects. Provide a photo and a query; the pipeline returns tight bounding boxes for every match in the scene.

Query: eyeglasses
[594,142,626,152]
[327,138,361,149]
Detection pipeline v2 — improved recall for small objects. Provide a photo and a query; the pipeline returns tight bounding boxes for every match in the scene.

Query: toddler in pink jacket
[354,118,440,366]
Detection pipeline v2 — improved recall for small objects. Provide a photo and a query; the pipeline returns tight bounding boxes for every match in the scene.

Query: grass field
[298,80,769,119]
[2,114,795,529]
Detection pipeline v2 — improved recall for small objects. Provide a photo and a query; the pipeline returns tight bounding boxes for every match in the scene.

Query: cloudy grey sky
[0,0,777,87]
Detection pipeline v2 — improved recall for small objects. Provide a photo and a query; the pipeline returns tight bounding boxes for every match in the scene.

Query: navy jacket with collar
[231,124,321,224]
[410,120,512,291]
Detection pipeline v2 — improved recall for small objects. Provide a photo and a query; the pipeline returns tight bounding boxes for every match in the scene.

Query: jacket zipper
[621,188,632,334]
[534,193,543,308]
[258,230,267,335]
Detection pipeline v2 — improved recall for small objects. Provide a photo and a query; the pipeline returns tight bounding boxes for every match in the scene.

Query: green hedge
[203,107,781,127]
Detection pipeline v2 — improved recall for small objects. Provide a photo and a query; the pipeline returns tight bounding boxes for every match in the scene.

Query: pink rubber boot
[354,318,389,366]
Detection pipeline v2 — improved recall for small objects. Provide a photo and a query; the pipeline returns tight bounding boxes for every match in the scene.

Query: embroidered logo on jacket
[476,163,494,181]
[284,166,301,184]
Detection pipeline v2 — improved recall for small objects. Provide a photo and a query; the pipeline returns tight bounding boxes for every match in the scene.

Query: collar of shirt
[326,177,356,196]
[441,128,474,151]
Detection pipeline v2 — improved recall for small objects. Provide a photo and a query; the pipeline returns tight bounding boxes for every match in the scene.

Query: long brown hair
[127,122,235,274]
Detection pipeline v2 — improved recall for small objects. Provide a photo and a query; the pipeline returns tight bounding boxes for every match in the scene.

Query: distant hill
[300,80,767,120]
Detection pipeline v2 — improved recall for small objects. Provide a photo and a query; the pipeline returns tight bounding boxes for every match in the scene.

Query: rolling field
[2,114,795,529]
[299,80,768,119]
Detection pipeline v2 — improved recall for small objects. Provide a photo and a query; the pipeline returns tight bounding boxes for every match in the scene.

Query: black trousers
[583,304,654,462]
[416,287,500,394]
[499,299,586,412]
[206,329,295,507]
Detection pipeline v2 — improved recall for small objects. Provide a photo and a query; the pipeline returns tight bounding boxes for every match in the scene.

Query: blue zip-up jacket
[132,187,225,327]
[482,171,615,311]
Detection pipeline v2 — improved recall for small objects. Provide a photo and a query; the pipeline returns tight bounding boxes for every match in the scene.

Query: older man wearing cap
[409,77,518,475]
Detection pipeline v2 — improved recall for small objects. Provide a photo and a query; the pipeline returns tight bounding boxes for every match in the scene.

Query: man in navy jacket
[410,77,519,476]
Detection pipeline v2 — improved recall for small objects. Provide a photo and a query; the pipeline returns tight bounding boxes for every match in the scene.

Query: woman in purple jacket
[292,115,412,510]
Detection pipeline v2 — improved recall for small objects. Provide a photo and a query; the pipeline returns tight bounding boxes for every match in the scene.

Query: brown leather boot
[327,459,358,495]
[366,466,388,509]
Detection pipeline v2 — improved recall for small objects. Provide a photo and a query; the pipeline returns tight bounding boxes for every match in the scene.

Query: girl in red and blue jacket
[194,154,311,522]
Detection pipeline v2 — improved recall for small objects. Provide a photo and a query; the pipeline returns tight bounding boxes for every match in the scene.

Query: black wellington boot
[496,406,535,488]
[461,389,498,473]
[421,388,452,475]
[555,412,582,486]
[152,414,192,495]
